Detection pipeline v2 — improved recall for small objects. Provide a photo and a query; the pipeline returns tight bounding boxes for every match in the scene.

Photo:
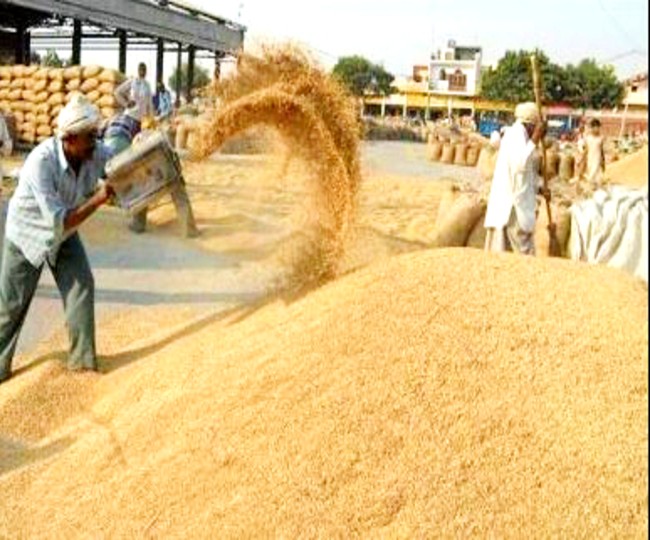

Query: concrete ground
[2,140,476,358]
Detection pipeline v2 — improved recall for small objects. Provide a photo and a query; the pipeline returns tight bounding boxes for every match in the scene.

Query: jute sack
[545,150,560,178]
[433,188,460,231]
[11,65,26,78]
[97,82,115,94]
[81,78,99,92]
[36,134,49,143]
[24,112,36,124]
[429,140,442,161]
[33,79,48,92]
[100,107,117,118]
[98,69,124,83]
[50,104,64,118]
[477,146,498,182]
[24,65,37,77]
[97,94,118,108]
[10,78,24,89]
[36,125,52,137]
[23,78,35,90]
[82,65,102,78]
[0,66,12,79]
[21,89,35,102]
[466,210,488,249]
[558,154,575,181]
[466,145,480,167]
[48,80,64,93]
[432,193,487,247]
[33,68,49,80]
[0,80,9,90]
[440,142,455,164]
[49,68,64,81]
[0,101,10,113]
[66,78,81,91]
[34,102,50,114]
[86,90,101,103]
[63,66,82,80]
[36,113,50,125]
[32,91,49,104]
[453,143,468,166]
[535,201,572,257]
[47,92,65,106]
[0,89,8,100]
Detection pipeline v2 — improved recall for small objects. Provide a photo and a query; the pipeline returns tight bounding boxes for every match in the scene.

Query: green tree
[480,50,625,109]
[168,63,211,92]
[563,59,624,110]
[480,49,564,103]
[40,49,65,67]
[332,55,394,96]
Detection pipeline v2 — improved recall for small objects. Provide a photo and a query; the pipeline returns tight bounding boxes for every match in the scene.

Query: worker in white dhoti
[584,118,605,187]
[484,102,546,255]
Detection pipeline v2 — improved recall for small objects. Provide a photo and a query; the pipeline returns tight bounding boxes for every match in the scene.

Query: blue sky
[207,0,648,78]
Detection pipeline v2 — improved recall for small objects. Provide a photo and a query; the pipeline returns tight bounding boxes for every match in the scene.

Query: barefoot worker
[0,95,115,383]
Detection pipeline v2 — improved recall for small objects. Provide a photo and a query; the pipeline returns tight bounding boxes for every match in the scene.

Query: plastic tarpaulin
[568,186,648,283]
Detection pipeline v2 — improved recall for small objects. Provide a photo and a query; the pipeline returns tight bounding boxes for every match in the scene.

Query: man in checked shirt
[0,94,115,384]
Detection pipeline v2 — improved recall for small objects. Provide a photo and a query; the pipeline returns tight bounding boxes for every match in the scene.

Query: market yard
[0,15,649,537]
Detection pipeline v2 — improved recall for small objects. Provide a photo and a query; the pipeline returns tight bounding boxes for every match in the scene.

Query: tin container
[104,130,181,215]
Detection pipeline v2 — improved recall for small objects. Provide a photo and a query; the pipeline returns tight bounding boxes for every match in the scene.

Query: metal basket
[105,130,182,215]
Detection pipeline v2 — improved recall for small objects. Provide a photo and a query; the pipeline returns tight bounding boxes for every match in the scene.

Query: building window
[449,69,467,91]
[439,68,447,81]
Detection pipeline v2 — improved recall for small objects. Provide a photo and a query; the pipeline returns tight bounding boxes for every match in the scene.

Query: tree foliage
[168,63,211,91]
[480,49,625,109]
[40,49,65,67]
[332,55,394,96]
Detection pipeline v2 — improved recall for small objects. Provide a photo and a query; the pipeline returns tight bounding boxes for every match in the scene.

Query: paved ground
[4,140,476,357]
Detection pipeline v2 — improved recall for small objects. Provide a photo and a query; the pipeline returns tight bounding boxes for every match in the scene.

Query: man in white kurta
[484,102,543,255]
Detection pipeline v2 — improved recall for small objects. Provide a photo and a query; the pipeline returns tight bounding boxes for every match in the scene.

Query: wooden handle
[529,54,554,225]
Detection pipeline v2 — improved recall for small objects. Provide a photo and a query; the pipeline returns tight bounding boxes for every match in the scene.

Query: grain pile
[187,45,361,287]
[0,249,646,537]
[606,145,648,187]
[0,64,123,144]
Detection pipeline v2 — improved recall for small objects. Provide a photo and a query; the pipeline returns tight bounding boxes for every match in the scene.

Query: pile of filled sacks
[0,64,124,144]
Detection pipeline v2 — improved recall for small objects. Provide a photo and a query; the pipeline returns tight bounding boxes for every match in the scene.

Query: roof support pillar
[15,20,26,64]
[118,29,127,73]
[156,38,164,87]
[186,45,195,103]
[71,19,82,65]
[175,42,182,107]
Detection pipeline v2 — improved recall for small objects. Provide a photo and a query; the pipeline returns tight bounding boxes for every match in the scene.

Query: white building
[429,40,482,96]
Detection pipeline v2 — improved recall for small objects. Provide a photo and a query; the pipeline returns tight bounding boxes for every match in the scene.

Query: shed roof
[0,0,245,53]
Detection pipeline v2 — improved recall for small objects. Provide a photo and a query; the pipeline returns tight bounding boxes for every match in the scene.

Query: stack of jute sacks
[0,64,124,144]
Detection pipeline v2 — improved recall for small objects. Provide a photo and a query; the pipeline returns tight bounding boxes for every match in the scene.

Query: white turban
[57,93,101,137]
[514,102,540,124]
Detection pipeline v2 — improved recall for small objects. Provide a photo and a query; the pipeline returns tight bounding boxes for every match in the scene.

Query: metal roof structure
[0,0,245,54]
[0,0,246,101]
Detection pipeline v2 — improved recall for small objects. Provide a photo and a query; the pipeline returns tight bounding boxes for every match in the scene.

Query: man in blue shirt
[153,82,173,122]
[0,95,115,383]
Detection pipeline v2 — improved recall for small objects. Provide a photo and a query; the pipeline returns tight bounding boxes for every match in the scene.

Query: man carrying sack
[483,102,547,255]
[0,95,115,383]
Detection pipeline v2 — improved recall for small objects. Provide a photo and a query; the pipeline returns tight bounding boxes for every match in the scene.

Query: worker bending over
[0,95,114,383]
